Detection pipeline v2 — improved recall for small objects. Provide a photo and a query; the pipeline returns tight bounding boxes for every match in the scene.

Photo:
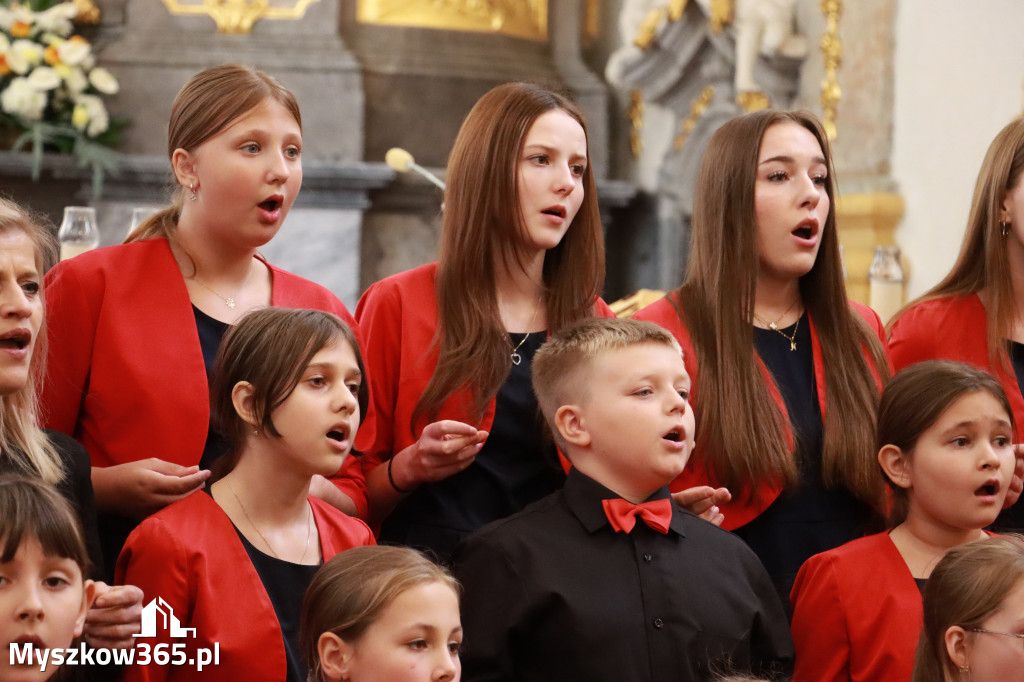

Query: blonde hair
[125,63,301,245]
[911,535,1024,682]
[0,199,61,484]
[300,546,459,682]
[532,317,682,428]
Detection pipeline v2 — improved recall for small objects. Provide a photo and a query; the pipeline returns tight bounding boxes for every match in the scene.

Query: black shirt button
[643,553,652,562]
[653,618,664,629]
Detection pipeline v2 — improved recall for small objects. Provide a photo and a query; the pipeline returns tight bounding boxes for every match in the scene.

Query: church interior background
[2,0,1022,316]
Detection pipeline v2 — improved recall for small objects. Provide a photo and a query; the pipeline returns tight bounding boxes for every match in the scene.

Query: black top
[194,305,231,472]
[1,430,103,577]
[379,332,563,563]
[453,468,794,682]
[225,493,320,682]
[736,315,877,608]
[998,341,1024,533]
[915,578,928,597]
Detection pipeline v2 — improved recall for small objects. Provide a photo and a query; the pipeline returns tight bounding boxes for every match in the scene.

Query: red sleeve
[790,552,851,682]
[41,259,100,434]
[353,277,404,468]
[888,304,937,373]
[593,296,616,318]
[115,517,190,682]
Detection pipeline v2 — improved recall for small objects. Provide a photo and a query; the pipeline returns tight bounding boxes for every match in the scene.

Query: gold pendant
[769,322,778,330]
[225,298,236,308]
[511,352,522,366]
[789,341,797,351]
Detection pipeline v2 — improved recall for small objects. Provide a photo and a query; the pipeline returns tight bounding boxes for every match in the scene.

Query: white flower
[26,66,61,91]
[10,39,43,72]
[35,3,78,36]
[1,77,47,121]
[56,38,91,66]
[87,67,119,95]
[64,66,88,95]
[74,94,109,137]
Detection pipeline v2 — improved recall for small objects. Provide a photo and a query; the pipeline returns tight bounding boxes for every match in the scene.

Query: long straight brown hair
[413,82,605,426]
[676,109,889,506]
[890,118,1024,373]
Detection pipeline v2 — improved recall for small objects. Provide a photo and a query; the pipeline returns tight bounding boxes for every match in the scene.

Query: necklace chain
[226,481,312,563]
[753,303,802,352]
[509,297,542,366]
[190,261,255,309]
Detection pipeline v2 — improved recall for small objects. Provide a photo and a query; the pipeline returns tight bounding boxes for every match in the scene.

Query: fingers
[84,584,143,650]
[701,507,726,527]
[144,466,211,497]
[711,487,732,505]
[671,486,717,515]
[424,420,481,440]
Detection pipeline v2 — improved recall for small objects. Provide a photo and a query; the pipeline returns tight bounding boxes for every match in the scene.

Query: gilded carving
[820,0,842,139]
[674,86,714,151]
[161,0,322,35]
[629,89,644,157]
[357,0,548,42]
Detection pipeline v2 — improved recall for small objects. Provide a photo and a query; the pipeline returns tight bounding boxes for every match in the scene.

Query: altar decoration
[0,0,123,196]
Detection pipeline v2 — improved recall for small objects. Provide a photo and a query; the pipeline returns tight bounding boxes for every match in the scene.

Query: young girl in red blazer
[116,309,375,682]
[790,361,1015,682]
[355,82,613,560]
[889,118,1024,532]
[634,110,890,601]
[42,65,364,576]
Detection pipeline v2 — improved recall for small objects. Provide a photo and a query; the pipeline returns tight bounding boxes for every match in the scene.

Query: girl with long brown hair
[889,118,1024,532]
[355,81,610,560]
[635,109,890,599]
[41,64,364,576]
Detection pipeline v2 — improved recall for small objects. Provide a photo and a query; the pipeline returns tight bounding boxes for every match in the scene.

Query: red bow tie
[602,498,673,534]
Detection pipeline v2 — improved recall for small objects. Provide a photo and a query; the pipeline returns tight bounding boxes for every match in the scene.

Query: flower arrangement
[0,0,123,196]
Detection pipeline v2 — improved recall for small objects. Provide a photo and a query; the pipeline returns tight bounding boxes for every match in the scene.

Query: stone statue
[605,0,809,289]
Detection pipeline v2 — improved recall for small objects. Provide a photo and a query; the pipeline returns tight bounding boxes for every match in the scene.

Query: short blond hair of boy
[531,317,682,434]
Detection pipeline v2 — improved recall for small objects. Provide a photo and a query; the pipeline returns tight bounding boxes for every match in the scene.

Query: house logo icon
[133,598,197,639]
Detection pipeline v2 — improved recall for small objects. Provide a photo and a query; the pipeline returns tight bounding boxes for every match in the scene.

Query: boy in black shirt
[454,318,793,682]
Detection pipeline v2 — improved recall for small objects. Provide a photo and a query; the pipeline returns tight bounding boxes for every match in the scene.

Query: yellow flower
[10,21,32,38]
[71,102,89,131]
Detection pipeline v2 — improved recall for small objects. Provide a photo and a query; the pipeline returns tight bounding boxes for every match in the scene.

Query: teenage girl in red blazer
[791,361,1013,682]
[355,82,614,560]
[42,65,365,574]
[889,118,1024,532]
[635,110,891,601]
[116,308,375,682]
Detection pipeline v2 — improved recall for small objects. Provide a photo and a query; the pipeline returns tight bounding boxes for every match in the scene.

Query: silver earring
[960,664,970,673]
[1000,220,1010,237]
[189,183,197,201]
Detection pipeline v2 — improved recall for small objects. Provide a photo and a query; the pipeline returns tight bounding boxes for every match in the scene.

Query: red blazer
[114,491,375,682]
[634,293,888,530]
[354,262,615,467]
[889,294,1024,428]
[42,238,368,516]
[789,532,920,682]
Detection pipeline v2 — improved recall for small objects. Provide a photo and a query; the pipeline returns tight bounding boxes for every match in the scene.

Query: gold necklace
[509,298,542,366]
[226,481,312,563]
[752,298,798,331]
[190,261,254,309]
[754,312,801,352]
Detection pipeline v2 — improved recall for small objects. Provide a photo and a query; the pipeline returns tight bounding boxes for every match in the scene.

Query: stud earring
[189,183,197,201]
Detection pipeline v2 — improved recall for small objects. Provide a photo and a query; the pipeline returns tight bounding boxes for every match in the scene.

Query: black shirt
[380,332,563,562]
[737,316,877,607]
[194,305,230,472]
[454,468,794,682]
